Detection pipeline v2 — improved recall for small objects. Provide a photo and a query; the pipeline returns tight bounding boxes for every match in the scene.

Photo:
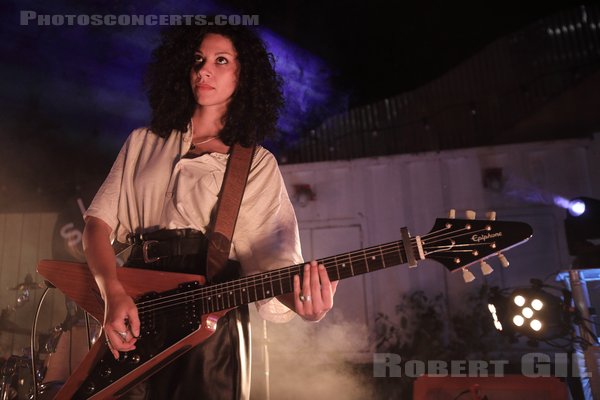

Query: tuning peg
[486,211,496,221]
[465,210,476,220]
[480,260,494,275]
[448,209,456,219]
[462,267,476,283]
[497,252,509,268]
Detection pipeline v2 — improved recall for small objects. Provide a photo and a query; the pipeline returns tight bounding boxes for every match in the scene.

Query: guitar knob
[480,261,493,275]
[465,210,476,220]
[448,209,456,219]
[486,211,496,221]
[462,267,476,283]
[84,381,96,394]
[498,252,509,268]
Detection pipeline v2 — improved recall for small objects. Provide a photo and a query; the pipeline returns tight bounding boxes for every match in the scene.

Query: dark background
[230,0,587,105]
[0,0,591,211]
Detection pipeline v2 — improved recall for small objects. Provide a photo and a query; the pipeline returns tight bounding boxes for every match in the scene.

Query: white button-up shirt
[84,126,302,322]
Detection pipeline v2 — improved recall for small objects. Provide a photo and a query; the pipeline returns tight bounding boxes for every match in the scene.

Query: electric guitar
[37,215,533,399]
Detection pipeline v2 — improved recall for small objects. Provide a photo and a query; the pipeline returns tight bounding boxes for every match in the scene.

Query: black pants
[122,234,251,400]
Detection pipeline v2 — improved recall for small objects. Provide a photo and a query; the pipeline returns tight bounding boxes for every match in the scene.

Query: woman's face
[189,33,239,110]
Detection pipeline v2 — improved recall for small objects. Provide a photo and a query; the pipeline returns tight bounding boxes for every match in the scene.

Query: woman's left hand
[292,260,338,322]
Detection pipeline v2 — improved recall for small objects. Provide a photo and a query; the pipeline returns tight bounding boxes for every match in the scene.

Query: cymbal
[9,273,43,291]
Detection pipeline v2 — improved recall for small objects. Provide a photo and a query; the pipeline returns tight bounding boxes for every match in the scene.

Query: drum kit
[0,275,99,400]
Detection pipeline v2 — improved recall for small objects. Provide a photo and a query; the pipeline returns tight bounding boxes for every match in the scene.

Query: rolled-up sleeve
[83,134,131,238]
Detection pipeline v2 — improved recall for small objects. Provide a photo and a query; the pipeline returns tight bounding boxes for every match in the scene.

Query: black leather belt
[127,229,207,264]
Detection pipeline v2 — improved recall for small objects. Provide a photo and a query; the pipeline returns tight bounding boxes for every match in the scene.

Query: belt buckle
[142,240,162,263]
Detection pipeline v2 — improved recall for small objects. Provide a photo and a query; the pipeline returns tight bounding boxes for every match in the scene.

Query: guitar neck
[197,238,414,313]
[135,217,534,316]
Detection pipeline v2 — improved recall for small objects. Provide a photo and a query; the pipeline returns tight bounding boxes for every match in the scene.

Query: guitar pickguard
[73,281,203,399]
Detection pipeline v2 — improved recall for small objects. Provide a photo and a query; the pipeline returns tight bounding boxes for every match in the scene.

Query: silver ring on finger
[300,294,312,302]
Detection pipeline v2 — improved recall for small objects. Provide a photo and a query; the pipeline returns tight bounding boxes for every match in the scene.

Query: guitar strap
[206,142,255,281]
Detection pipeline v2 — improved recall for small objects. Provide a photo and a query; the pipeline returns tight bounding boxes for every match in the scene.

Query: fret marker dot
[342,263,346,267]
[229,292,233,295]
[242,288,246,291]
[371,256,376,260]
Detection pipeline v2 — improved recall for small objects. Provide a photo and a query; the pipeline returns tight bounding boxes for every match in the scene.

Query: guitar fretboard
[194,239,412,314]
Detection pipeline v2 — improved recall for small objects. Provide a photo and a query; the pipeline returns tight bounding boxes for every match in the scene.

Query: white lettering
[20,10,36,25]
[373,353,402,377]
[450,360,467,377]
[405,360,425,377]
[468,360,489,377]
[489,359,508,376]
[522,353,551,377]
[427,360,448,376]
[471,232,503,242]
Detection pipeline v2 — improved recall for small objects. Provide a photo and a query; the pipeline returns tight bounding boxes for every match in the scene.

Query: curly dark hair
[144,23,284,146]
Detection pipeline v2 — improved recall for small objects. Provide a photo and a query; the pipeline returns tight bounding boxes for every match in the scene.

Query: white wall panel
[280,135,600,327]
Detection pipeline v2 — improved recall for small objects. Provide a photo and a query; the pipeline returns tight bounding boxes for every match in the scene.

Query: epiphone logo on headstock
[471,231,503,242]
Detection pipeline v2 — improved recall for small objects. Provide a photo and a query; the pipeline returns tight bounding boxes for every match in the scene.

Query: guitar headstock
[421,212,533,278]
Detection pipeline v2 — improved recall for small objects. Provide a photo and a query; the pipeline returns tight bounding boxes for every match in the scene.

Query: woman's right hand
[103,283,141,359]
[82,217,141,359]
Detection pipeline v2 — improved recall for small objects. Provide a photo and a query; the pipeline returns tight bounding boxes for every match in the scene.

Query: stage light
[568,199,586,217]
[564,196,600,267]
[488,303,503,331]
[494,320,503,331]
[514,295,525,307]
[487,285,573,341]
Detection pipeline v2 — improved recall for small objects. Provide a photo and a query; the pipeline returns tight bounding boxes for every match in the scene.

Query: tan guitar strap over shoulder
[206,143,255,281]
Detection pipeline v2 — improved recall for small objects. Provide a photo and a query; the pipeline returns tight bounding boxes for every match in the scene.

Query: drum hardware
[10,273,42,290]
[28,283,99,400]
[9,274,43,292]
[10,274,42,309]
[41,328,62,355]
[0,355,40,400]
[0,271,98,400]
[29,285,51,400]
[1,277,98,400]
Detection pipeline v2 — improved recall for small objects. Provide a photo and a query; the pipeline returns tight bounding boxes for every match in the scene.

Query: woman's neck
[191,107,225,138]
[188,107,230,155]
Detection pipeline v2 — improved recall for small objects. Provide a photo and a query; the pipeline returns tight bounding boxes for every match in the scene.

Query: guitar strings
[135,241,409,315]
[136,222,476,310]
[134,227,489,315]
[134,225,494,316]
[137,224,487,311]
[135,239,408,309]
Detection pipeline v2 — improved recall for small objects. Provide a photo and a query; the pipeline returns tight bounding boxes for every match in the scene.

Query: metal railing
[278,5,600,164]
